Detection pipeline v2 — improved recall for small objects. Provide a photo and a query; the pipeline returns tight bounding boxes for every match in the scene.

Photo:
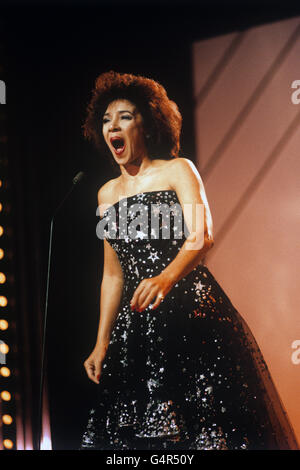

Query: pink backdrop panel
[192,16,300,443]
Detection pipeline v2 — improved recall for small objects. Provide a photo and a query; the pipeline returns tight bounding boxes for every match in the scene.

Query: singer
[79,71,299,450]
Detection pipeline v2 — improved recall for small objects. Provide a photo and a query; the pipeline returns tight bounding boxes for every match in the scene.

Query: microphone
[37,171,85,450]
[52,171,85,219]
[72,171,85,185]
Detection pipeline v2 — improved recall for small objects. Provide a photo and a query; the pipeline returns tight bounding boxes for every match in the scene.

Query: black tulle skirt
[80,264,299,450]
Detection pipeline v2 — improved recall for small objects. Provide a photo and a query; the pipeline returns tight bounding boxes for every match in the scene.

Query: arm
[130,158,214,312]
[95,239,124,346]
[84,187,124,384]
[159,157,214,284]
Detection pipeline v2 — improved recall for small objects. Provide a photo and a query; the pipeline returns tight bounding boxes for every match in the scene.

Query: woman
[80,71,298,450]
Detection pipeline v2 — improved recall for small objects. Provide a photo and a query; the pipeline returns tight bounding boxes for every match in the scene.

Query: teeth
[115,146,125,155]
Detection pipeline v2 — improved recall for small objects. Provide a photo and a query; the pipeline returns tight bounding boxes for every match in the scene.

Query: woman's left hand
[130,273,175,312]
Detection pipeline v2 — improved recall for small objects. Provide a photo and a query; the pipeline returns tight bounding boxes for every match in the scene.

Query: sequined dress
[80,190,298,450]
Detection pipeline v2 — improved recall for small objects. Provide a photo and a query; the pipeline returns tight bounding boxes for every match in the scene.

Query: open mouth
[110,137,126,155]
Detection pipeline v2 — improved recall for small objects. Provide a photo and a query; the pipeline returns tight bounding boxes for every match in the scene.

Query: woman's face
[102,99,148,164]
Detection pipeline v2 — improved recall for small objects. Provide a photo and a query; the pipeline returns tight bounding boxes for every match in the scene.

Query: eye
[121,115,132,120]
[102,118,110,124]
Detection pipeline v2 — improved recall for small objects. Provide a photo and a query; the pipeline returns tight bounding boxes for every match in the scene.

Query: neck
[119,155,153,181]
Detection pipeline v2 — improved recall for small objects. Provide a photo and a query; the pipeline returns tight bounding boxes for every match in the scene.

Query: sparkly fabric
[80,190,299,450]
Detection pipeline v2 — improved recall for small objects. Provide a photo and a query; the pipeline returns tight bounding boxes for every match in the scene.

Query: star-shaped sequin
[136,230,148,240]
[152,205,162,216]
[194,280,205,291]
[148,251,159,263]
[136,193,147,202]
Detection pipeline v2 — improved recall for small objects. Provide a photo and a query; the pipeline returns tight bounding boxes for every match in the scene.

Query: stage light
[1,390,11,401]
[0,68,18,451]
[3,439,13,449]
[0,341,8,354]
[2,415,13,425]
[0,366,10,377]
[0,319,8,330]
[0,295,8,307]
[0,342,9,354]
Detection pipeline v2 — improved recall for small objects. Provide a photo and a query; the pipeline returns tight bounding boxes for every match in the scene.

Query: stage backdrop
[192,15,300,443]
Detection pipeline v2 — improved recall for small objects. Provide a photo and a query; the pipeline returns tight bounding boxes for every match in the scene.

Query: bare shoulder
[168,157,203,189]
[97,177,120,206]
[168,156,198,171]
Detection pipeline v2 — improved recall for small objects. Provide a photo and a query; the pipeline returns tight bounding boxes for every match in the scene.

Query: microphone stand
[37,171,85,450]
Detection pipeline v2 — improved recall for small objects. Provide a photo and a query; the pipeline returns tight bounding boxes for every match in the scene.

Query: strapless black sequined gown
[80,190,298,450]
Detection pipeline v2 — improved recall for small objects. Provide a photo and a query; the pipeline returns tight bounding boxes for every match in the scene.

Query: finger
[84,359,94,375]
[130,286,143,308]
[139,290,158,312]
[131,282,147,304]
[94,360,103,384]
[135,286,153,310]
[84,362,98,383]
[130,281,147,309]
[151,292,165,310]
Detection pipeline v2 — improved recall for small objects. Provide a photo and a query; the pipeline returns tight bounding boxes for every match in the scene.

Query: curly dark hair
[82,71,182,168]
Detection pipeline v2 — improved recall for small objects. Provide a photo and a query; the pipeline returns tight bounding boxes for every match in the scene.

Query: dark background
[2,0,300,450]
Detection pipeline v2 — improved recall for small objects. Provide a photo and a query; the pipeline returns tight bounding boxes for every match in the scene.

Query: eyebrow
[103,110,135,117]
